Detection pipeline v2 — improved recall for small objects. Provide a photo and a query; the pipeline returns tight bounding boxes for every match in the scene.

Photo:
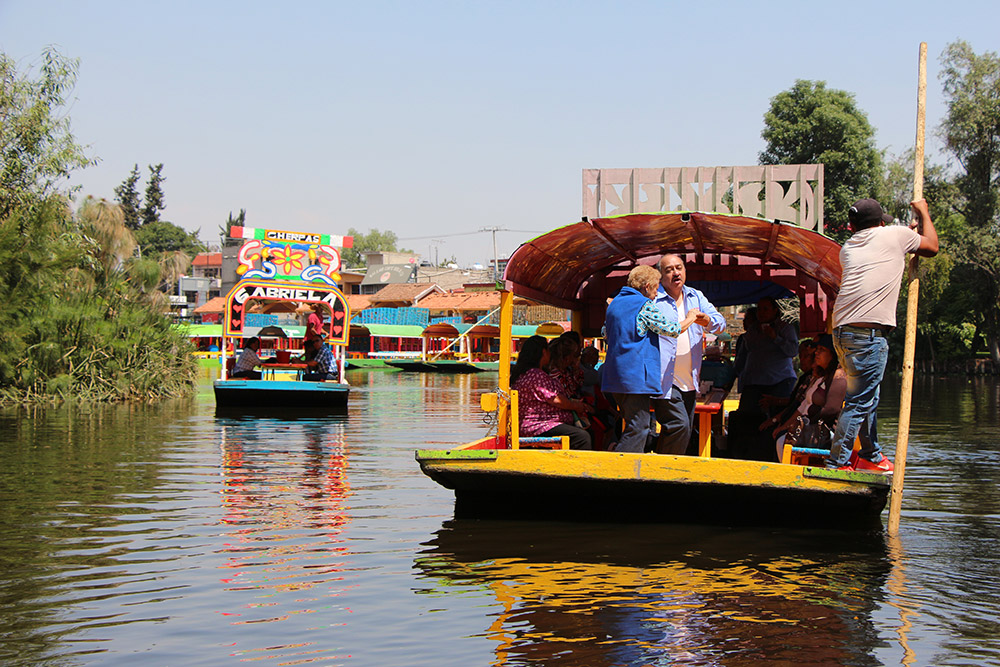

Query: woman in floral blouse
[511,335,592,449]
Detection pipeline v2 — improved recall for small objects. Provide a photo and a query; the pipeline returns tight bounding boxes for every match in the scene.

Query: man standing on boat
[602,265,700,453]
[826,198,938,472]
[652,254,726,455]
[305,303,325,343]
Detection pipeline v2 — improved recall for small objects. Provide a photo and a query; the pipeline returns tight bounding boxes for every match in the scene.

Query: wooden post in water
[889,42,927,535]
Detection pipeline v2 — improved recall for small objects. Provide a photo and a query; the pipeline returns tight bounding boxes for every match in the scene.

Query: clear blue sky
[2,0,997,265]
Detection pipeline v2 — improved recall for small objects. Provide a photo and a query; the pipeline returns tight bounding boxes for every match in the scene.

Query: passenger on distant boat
[305,302,325,342]
[301,338,339,382]
[602,265,700,454]
[652,254,726,455]
[232,337,270,380]
[512,335,592,450]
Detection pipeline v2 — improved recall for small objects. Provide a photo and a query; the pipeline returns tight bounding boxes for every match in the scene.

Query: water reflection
[1,373,998,665]
[416,520,892,666]
[0,399,202,665]
[217,417,354,659]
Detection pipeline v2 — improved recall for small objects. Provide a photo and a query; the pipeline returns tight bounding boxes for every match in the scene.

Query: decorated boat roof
[504,211,841,307]
[503,211,843,336]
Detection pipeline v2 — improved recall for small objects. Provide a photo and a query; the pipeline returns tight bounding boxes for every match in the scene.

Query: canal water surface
[0,370,998,666]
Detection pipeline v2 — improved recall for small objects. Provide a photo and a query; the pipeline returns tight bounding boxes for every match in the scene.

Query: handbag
[785,415,833,449]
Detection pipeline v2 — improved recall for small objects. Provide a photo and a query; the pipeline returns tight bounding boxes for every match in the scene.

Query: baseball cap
[848,198,894,227]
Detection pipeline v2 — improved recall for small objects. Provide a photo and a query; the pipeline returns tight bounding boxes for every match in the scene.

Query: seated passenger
[231,337,269,379]
[728,339,817,460]
[759,339,818,415]
[580,344,616,450]
[301,338,340,382]
[512,335,592,450]
[548,334,584,400]
[579,345,601,399]
[765,334,846,461]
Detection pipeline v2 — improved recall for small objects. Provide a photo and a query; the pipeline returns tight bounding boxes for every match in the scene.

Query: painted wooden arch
[223,279,351,345]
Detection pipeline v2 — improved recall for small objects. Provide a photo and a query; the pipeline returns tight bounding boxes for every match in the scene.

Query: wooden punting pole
[889,42,927,535]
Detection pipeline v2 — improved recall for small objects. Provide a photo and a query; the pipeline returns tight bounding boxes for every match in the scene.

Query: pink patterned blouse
[514,368,573,436]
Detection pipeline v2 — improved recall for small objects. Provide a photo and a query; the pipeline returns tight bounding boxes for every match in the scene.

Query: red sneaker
[835,464,854,471]
[855,455,894,473]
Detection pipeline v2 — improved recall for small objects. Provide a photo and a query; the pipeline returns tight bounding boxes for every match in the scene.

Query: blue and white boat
[213,225,353,412]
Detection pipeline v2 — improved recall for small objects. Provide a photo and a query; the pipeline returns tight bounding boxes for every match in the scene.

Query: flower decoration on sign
[271,244,306,275]
[233,230,350,284]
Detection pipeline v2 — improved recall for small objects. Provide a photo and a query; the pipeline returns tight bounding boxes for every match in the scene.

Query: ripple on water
[0,374,999,666]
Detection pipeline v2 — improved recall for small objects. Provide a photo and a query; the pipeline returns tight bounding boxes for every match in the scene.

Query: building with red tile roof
[368,283,445,307]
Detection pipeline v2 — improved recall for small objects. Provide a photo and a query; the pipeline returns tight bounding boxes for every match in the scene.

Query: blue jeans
[827,329,889,468]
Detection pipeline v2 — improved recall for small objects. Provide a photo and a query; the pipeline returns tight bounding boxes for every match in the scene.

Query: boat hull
[214,379,349,409]
[345,358,391,369]
[415,447,890,527]
[385,360,490,373]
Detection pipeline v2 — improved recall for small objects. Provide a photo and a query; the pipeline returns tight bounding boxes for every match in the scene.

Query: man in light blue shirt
[652,254,726,455]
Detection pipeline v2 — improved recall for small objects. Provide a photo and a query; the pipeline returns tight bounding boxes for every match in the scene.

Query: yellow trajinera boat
[415,211,891,527]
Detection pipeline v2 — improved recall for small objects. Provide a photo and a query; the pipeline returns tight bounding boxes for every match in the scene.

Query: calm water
[0,370,998,666]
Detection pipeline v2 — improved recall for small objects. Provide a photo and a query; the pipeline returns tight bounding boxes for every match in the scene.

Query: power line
[398,228,541,241]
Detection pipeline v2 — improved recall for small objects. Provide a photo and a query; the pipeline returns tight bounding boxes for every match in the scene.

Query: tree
[114,164,143,230]
[77,196,136,285]
[0,48,93,219]
[759,80,883,241]
[341,227,401,267]
[141,163,166,226]
[939,41,1000,230]
[220,209,245,247]
[938,41,1000,361]
[135,219,205,256]
[0,51,195,403]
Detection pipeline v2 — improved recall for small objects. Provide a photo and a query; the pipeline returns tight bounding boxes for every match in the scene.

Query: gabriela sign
[223,279,351,345]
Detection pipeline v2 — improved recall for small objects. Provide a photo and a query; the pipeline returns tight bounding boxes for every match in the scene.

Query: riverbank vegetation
[0,49,195,404]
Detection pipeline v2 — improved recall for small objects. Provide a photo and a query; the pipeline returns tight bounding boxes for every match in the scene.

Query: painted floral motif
[271,245,306,275]
[237,240,342,283]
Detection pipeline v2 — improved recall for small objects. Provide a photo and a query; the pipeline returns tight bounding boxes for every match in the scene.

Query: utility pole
[430,239,443,267]
[480,226,505,280]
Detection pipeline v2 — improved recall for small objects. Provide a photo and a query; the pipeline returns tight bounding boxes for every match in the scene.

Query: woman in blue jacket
[602,265,700,453]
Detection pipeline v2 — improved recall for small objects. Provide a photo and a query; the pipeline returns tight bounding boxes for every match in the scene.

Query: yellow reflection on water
[417,521,895,666]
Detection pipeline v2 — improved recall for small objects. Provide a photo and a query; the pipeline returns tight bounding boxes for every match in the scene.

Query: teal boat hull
[214,379,349,409]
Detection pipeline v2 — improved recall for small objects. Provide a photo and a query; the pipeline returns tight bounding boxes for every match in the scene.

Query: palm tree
[76,196,136,285]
